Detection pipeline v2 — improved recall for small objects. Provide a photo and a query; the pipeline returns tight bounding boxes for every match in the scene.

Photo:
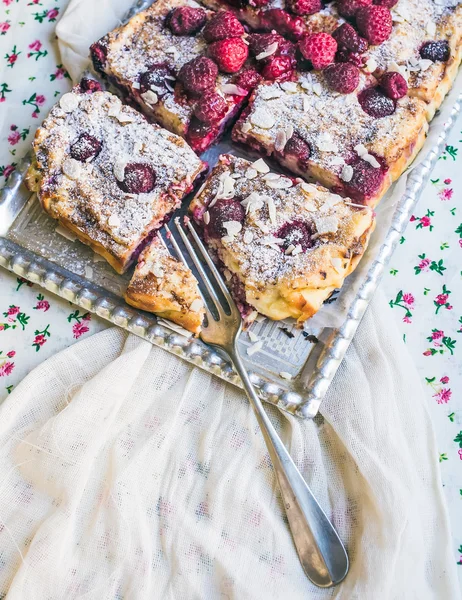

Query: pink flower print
[35,95,45,106]
[6,306,19,322]
[53,66,66,79]
[438,187,453,201]
[444,178,451,185]
[423,350,432,356]
[459,239,462,249]
[0,362,14,377]
[72,322,89,339]
[2,0,13,6]
[2,164,15,179]
[36,299,49,311]
[403,316,411,324]
[436,294,449,305]
[0,21,10,34]
[420,216,431,227]
[418,258,431,271]
[28,40,42,52]
[6,350,15,358]
[33,334,46,347]
[410,215,416,222]
[440,376,449,384]
[8,130,20,145]
[433,388,451,404]
[403,293,414,308]
[32,112,38,119]
[431,330,444,340]
[459,449,462,461]
[47,8,59,19]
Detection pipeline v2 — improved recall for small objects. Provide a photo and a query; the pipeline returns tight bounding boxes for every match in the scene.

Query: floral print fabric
[0,0,461,585]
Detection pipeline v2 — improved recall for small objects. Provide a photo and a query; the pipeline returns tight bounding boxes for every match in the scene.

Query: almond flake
[108,214,120,228]
[256,42,278,60]
[300,182,316,193]
[340,164,353,182]
[280,81,298,93]
[263,172,280,181]
[152,265,164,278]
[274,129,287,152]
[292,244,303,255]
[247,340,263,356]
[59,93,79,113]
[243,230,254,244]
[245,167,258,180]
[62,158,82,180]
[141,90,158,106]
[220,174,235,198]
[285,244,295,255]
[223,221,242,238]
[330,156,345,166]
[255,220,270,234]
[302,95,310,112]
[266,177,293,190]
[189,298,203,312]
[116,110,136,123]
[364,57,377,73]
[132,81,141,90]
[426,20,436,36]
[221,83,247,96]
[252,158,270,173]
[203,211,210,225]
[113,160,127,182]
[248,331,259,342]
[260,87,284,100]
[241,192,264,214]
[363,153,380,168]
[418,59,433,72]
[241,122,251,133]
[312,82,323,96]
[314,215,339,235]
[251,108,275,129]
[330,257,343,273]
[354,144,368,157]
[266,196,277,225]
[304,201,317,212]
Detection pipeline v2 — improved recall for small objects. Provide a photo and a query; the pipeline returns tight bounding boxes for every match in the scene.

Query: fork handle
[230,348,349,588]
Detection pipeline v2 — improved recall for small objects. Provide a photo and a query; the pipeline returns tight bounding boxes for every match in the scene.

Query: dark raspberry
[70,133,102,162]
[187,118,215,152]
[178,57,218,96]
[358,86,395,118]
[325,62,360,93]
[373,0,398,7]
[286,0,321,16]
[344,156,385,203]
[336,49,366,68]
[249,0,270,6]
[356,6,392,45]
[167,6,207,36]
[332,23,368,53]
[337,0,371,18]
[248,33,281,57]
[203,11,244,42]
[79,78,102,94]
[207,198,245,238]
[208,38,248,73]
[90,40,108,72]
[298,32,337,70]
[193,91,228,124]
[260,9,305,41]
[117,163,156,194]
[139,64,175,96]
[419,40,450,62]
[284,134,311,170]
[277,221,314,252]
[380,71,408,100]
[234,68,262,91]
[261,55,294,81]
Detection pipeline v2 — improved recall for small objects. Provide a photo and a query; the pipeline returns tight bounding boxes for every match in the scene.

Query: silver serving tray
[0,1,461,419]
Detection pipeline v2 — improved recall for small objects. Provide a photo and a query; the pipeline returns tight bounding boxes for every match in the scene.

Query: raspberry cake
[189,154,375,323]
[25,82,206,274]
[91,0,271,153]
[362,0,462,120]
[124,235,204,334]
[232,70,428,206]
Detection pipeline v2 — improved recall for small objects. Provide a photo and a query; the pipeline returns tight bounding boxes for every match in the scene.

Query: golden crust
[190,155,375,324]
[26,87,205,274]
[124,237,204,334]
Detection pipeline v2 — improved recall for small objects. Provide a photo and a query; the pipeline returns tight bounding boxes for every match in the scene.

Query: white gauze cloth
[0,291,459,599]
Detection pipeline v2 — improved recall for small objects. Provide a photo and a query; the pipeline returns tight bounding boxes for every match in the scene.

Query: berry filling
[208,37,249,73]
[117,163,156,194]
[343,156,386,202]
[70,133,102,162]
[203,11,244,42]
[260,9,305,41]
[207,198,245,238]
[178,57,218,96]
[90,40,108,71]
[277,221,314,252]
[79,78,102,94]
[283,134,311,170]
[419,40,450,62]
[166,6,207,36]
[139,64,175,96]
[358,86,395,118]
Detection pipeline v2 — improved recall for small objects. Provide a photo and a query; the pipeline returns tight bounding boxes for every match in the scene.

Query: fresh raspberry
[358,86,395,117]
[277,221,314,252]
[337,0,371,19]
[167,6,207,36]
[260,9,305,41]
[70,133,102,162]
[187,118,215,151]
[193,91,228,124]
[420,40,450,62]
[286,0,321,16]
[283,134,311,170]
[298,32,337,70]
[356,6,392,45]
[90,40,108,71]
[79,78,102,94]
[325,63,360,93]
[178,57,218,96]
[203,11,244,42]
[207,198,245,238]
[249,0,270,6]
[117,163,156,194]
[380,71,408,100]
[261,55,294,80]
[139,64,175,96]
[343,156,385,203]
[332,23,368,53]
[373,0,398,7]
[248,32,281,57]
[336,48,366,67]
[234,68,262,91]
[208,38,248,73]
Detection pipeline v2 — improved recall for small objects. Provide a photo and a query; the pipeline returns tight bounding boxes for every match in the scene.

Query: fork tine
[185,220,239,316]
[161,224,188,266]
[173,218,225,319]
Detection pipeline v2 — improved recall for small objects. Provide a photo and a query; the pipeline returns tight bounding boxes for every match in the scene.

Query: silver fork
[167,218,349,588]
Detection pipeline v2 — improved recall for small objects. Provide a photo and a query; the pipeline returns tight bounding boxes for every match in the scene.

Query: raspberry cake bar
[125,236,204,334]
[25,81,206,274]
[233,70,428,206]
[189,154,375,323]
[91,0,273,153]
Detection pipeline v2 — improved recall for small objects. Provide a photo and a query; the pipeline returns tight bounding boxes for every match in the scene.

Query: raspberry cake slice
[124,235,204,334]
[91,0,267,153]
[189,154,375,324]
[362,0,462,120]
[233,69,428,206]
[25,82,206,274]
